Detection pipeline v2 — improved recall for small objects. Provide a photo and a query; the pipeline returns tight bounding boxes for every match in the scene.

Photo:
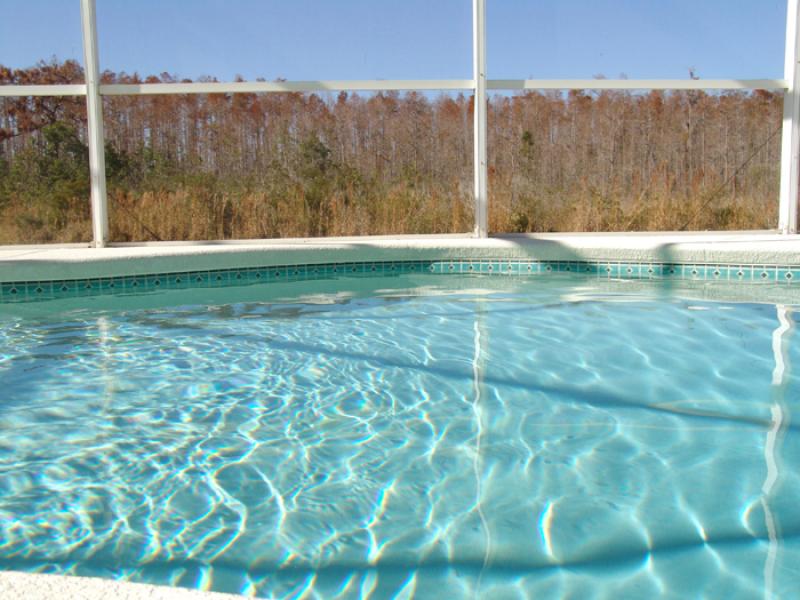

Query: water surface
[0,274,798,598]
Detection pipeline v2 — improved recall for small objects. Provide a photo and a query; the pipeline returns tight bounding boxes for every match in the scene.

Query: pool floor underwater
[0,273,798,599]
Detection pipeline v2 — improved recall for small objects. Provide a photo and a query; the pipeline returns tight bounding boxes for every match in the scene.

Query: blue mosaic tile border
[1,259,797,303]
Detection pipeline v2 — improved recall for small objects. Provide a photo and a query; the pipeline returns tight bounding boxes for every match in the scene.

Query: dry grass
[489,190,777,233]
[106,186,474,242]
[0,199,91,244]
[0,184,776,245]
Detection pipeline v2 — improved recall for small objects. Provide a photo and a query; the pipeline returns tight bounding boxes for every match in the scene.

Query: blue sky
[0,0,789,81]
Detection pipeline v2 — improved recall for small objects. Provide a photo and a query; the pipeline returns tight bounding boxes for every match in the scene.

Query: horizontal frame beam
[488,79,789,91]
[0,84,87,97]
[100,80,475,95]
[0,79,787,98]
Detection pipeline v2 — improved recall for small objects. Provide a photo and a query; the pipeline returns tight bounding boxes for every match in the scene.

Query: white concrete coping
[1,232,799,283]
[0,571,246,600]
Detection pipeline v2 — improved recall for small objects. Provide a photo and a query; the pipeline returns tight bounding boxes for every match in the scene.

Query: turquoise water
[0,274,798,598]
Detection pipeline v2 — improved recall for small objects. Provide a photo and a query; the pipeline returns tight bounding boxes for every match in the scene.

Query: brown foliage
[489,89,780,232]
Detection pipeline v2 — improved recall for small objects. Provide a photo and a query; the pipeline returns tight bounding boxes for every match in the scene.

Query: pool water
[0,274,798,599]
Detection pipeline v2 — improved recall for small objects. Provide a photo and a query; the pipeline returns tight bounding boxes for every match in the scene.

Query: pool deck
[1,232,799,282]
[0,571,247,600]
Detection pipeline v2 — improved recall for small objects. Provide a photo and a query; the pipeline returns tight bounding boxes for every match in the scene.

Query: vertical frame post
[779,0,800,234]
[80,0,109,247]
[473,0,488,237]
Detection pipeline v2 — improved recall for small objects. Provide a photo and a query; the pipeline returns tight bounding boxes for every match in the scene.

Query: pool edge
[2,233,799,283]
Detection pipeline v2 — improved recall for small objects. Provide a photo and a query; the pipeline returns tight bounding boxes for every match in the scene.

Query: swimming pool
[0,271,798,599]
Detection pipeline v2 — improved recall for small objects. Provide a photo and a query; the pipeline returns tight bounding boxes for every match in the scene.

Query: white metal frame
[80,0,108,247]
[489,79,787,91]
[780,0,800,234]
[473,0,488,237]
[0,0,797,244]
[0,84,87,97]
[100,80,474,95]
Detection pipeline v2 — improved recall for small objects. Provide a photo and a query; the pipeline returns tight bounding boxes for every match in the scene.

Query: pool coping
[0,570,247,600]
[1,232,799,284]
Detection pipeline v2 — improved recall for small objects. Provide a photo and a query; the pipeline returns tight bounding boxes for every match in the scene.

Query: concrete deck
[0,571,247,600]
[1,232,799,282]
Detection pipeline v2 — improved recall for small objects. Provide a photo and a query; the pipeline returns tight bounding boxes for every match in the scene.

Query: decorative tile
[643,264,659,278]
[61,280,80,294]
[757,267,774,282]
[778,268,797,283]
[2,258,799,303]
[608,263,623,277]
[33,282,51,296]
[4,284,21,299]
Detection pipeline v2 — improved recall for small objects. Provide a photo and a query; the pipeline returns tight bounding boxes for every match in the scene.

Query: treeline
[0,60,783,243]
